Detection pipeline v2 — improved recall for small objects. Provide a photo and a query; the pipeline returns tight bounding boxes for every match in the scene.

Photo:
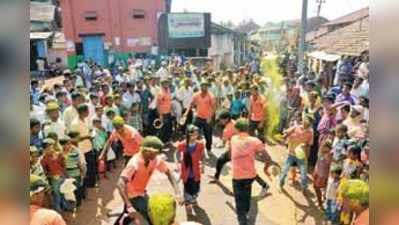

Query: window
[84,11,97,21]
[132,9,145,19]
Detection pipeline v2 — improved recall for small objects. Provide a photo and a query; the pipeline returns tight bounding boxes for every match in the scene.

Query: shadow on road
[282,188,325,225]
[186,204,213,225]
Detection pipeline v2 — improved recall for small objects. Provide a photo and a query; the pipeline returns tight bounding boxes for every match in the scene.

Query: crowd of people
[29,52,369,225]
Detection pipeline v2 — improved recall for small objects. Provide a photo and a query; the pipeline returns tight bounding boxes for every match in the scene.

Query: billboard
[158,13,211,51]
[168,13,205,39]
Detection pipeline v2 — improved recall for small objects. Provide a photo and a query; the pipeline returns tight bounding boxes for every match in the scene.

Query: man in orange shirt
[115,136,182,225]
[156,78,173,144]
[248,85,266,142]
[30,175,66,225]
[230,118,272,225]
[211,111,270,196]
[100,116,143,165]
[184,81,216,152]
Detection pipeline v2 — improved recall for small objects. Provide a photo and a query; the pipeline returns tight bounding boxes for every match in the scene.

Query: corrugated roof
[312,16,369,56]
[323,7,369,27]
[30,2,55,22]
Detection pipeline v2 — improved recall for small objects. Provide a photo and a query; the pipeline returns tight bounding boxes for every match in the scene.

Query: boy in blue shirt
[230,91,244,119]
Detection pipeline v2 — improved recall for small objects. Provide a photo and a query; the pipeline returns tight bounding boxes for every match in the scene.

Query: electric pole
[316,0,326,17]
[298,0,308,75]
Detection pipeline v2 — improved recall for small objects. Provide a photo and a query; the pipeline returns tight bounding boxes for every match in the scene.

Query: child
[30,145,48,185]
[325,164,343,224]
[92,117,114,175]
[230,91,244,119]
[342,145,363,179]
[332,124,349,164]
[40,138,66,212]
[46,132,62,153]
[176,125,205,214]
[68,131,88,199]
[313,140,333,208]
[284,115,313,185]
[128,102,143,134]
[60,136,85,208]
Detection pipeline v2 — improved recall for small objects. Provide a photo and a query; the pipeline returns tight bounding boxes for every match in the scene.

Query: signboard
[127,37,151,47]
[30,2,56,22]
[168,13,205,39]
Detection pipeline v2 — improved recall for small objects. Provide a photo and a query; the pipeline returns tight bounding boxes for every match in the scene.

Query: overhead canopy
[307,51,340,62]
[30,32,52,40]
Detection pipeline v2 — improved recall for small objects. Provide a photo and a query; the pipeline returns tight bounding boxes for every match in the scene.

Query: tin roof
[323,7,369,27]
[312,16,369,56]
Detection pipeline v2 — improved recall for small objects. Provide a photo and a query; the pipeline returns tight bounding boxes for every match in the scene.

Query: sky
[171,0,369,25]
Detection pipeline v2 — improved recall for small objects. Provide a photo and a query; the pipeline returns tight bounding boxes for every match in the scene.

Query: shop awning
[307,51,340,62]
[30,32,52,40]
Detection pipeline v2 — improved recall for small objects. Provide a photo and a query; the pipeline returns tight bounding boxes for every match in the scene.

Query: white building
[208,23,248,70]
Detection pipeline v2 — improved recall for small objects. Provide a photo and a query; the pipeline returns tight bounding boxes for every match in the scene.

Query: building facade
[60,0,168,68]
[209,23,248,70]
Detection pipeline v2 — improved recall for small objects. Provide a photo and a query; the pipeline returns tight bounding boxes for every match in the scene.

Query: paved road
[65,136,326,225]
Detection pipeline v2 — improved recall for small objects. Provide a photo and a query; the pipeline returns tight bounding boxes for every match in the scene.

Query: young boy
[279,116,314,192]
[332,124,349,164]
[40,138,66,212]
[230,91,244,120]
[60,136,85,207]
[325,164,343,224]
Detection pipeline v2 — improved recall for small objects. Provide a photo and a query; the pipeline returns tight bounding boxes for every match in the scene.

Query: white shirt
[30,104,46,123]
[43,119,67,138]
[63,106,79,131]
[177,86,194,109]
[70,117,93,153]
[172,99,182,121]
[326,177,340,200]
[156,67,169,80]
[122,91,141,109]
[149,85,160,109]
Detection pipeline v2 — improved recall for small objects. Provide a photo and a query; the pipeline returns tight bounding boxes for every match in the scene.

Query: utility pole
[316,0,326,17]
[297,0,308,75]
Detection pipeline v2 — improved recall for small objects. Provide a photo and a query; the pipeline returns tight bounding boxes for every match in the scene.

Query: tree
[235,19,260,33]
[220,20,235,29]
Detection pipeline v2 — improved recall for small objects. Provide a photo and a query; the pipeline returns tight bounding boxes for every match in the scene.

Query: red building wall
[60,0,166,54]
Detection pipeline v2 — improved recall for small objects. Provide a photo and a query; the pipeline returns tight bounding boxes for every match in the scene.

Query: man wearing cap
[63,92,84,130]
[156,78,173,144]
[115,136,182,225]
[248,85,267,142]
[230,119,271,225]
[70,104,96,188]
[101,116,143,165]
[185,81,216,152]
[30,175,67,225]
[43,102,67,138]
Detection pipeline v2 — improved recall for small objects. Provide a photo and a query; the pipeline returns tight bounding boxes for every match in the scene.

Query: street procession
[30,0,369,225]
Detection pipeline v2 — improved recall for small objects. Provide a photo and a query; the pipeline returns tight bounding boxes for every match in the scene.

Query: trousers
[233,178,254,225]
[194,117,213,151]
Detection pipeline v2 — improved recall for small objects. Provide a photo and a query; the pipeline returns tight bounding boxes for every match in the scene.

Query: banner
[168,13,205,39]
